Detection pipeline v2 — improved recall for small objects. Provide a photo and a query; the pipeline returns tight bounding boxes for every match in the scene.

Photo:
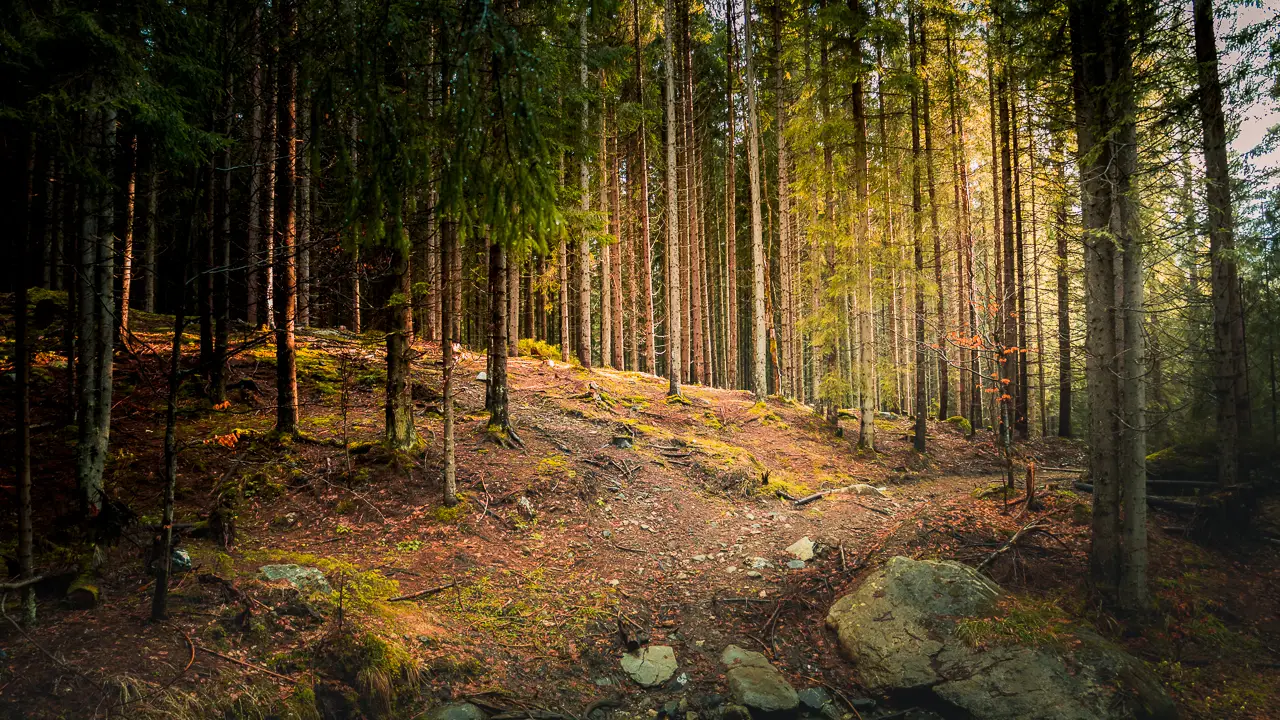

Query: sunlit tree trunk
[577,9,593,368]
[665,0,683,393]
[635,0,657,375]
[920,18,947,422]
[725,0,739,389]
[909,10,927,452]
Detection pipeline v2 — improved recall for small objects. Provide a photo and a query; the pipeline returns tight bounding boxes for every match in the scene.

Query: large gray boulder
[825,556,1176,720]
[720,645,798,715]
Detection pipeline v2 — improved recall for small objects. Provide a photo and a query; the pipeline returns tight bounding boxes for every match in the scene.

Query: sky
[1224,2,1279,170]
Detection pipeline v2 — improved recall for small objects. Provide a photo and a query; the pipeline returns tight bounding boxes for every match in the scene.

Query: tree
[743,0,767,400]
[1194,0,1249,486]
[665,0,683,395]
[274,0,299,437]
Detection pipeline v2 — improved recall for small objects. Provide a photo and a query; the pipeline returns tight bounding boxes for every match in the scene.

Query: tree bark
[274,0,299,436]
[246,4,264,327]
[910,10,927,453]
[665,0,683,394]
[1195,0,1249,485]
[387,231,416,449]
[851,0,875,450]
[578,10,593,369]
[725,0,739,389]
[743,0,766,400]
[920,17,947,422]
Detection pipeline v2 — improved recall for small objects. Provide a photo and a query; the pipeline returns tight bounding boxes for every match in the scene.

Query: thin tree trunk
[298,93,311,328]
[665,0,683,394]
[921,19,947,422]
[852,0,875,449]
[442,218,459,506]
[725,0,739,389]
[246,4,264,327]
[117,135,137,335]
[1055,136,1072,437]
[275,0,299,436]
[910,10,927,452]
[488,238,516,442]
[601,102,613,367]
[578,10,593,369]
[15,134,36,623]
[387,230,416,449]
[743,0,766,400]
[611,123,625,369]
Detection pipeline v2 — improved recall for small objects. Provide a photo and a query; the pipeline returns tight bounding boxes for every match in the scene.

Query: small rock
[663,701,681,718]
[746,570,762,579]
[517,496,536,518]
[786,560,806,570]
[603,530,613,538]
[612,436,635,449]
[621,645,678,687]
[720,706,751,720]
[749,557,771,570]
[692,554,707,562]
[476,371,488,382]
[594,677,614,686]
[726,566,738,573]
[785,537,815,562]
[797,687,832,712]
[720,645,799,714]
[427,703,487,720]
[170,549,192,573]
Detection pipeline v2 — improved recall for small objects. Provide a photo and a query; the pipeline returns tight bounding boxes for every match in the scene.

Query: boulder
[720,645,798,715]
[621,645,678,687]
[259,564,331,594]
[826,556,1176,720]
[427,703,487,720]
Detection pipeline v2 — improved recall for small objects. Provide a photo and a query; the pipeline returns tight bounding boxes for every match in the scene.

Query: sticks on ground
[388,580,457,602]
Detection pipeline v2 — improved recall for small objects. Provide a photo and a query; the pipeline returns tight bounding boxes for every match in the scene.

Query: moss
[334,499,357,515]
[761,473,812,500]
[699,411,724,430]
[954,596,1072,649]
[518,337,562,359]
[355,368,386,387]
[946,415,973,435]
[433,502,466,523]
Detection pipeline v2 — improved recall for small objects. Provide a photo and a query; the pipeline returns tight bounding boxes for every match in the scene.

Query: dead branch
[977,519,1048,573]
[388,581,457,602]
[194,643,298,683]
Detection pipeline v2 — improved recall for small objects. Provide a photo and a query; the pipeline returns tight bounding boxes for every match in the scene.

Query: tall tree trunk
[665,0,683,394]
[743,0,766,400]
[601,104,613,367]
[774,0,792,398]
[348,117,361,333]
[1055,137,1072,437]
[246,5,264,327]
[488,238,517,444]
[212,72,232,405]
[76,107,116,516]
[263,55,277,330]
[910,10,927,452]
[1012,84,1029,439]
[998,46,1017,467]
[117,135,136,335]
[685,2,704,385]
[441,221,459,505]
[921,19,947,422]
[14,134,36,623]
[298,93,311,328]
[577,10,593,369]
[1195,0,1249,484]
[387,231,417,449]
[851,0,875,450]
[611,126,625,370]
[274,0,299,436]
[151,190,195,621]
[725,0,739,389]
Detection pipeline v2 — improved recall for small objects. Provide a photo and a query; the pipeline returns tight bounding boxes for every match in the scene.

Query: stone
[796,687,831,712]
[612,436,635,449]
[621,645,678,687]
[785,537,815,562]
[720,645,798,714]
[692,554,708,562]
[786,560,806,570]
[825,556,1176,720]
[749,557,771,570]
[170,548,192,573]
[746,571,763,579]
[427,703,487,720]
[258,564,331,594]
[476,371,488,382]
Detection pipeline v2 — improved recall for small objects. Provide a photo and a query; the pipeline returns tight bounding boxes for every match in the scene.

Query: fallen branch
[0,574,46,591]
[977,519,1048,573]
[852,501,891,516]
[792,482,880,507]
[194,643,298,684]
[388,581,457,602]
[611,542,646,555]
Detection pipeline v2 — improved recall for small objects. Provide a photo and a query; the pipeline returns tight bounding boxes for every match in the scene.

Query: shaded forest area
[3,0,1280,717]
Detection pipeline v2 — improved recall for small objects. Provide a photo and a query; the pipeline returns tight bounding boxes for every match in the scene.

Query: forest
[2,0,1280,717]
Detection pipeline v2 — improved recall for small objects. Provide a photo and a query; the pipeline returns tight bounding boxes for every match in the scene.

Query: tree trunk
[600,104,613,367]
[851,0,874,450]
[442,217,459,506]
[578,10,593,369]
[910,11,927,453]
[246,5,264,327]
[298,93,311,328]
[117,134,136,335]
[14,133,36,623]
[665,0,683,394]
[998,49,1017,464]
[1012,85,1029,439]
[921,18,947,422]
[611,125,625,370]
[1195,0,1249,485]
[725,0,739,389]
[387,233,416,450]
[743,0,766,400]
[212,76,232,405]
[274,0,299,436]
[1055,137,1072,437]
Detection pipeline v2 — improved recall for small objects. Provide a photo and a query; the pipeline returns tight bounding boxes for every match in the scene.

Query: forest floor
[3,304,1280,719]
